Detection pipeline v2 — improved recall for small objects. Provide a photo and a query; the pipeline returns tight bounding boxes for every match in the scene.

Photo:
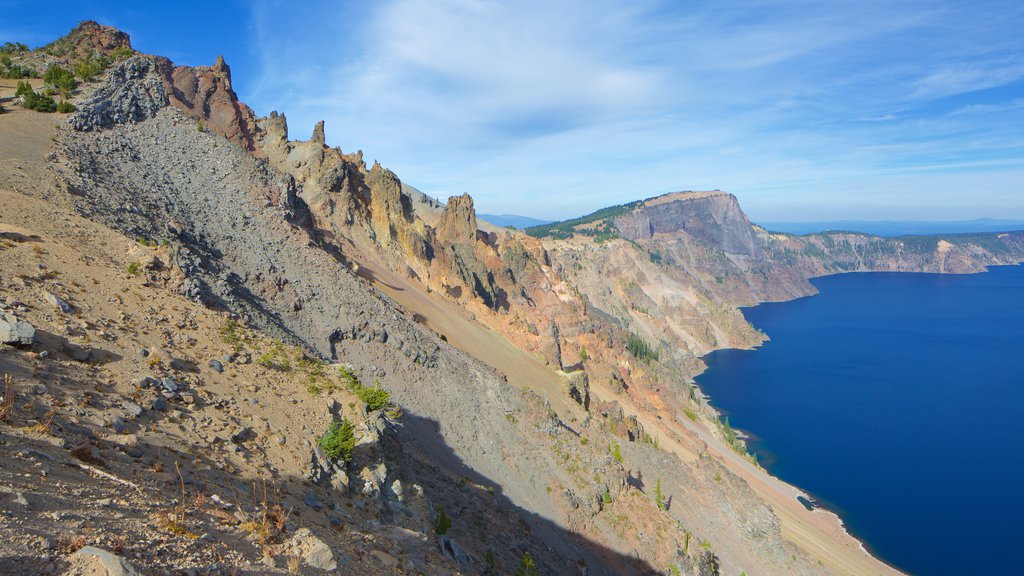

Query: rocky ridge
[7,19,1017,576]
[0,21,821,576]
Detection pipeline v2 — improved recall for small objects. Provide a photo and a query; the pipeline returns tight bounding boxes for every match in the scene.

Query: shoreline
[690,263,1024,574]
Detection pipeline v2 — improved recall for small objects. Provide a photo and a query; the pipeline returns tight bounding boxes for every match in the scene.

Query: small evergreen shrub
[626,333,659,361]
[56,100,76,113]
[318,418,355,461]
[516,551,539,576]
[610,440,623,463]
[43,65,76,94]
[355,381,390,411]
[434,505,452,535]
[14,80,32,98]
[0,42,29,54]
[22,91,57,112]
[111,46,134,60]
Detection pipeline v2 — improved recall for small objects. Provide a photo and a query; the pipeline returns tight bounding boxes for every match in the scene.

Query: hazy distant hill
[760,218,1024,237]
[478,213,551,228]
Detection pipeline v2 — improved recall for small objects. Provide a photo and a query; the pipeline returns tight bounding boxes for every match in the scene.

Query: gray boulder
[72,546,143,576]
[43,291,73,313]
[0,312,35,346]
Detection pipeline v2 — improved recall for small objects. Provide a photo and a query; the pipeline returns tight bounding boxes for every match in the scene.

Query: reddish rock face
[57,20,132,59]
[167,56,261,153]
[435,194,479,245]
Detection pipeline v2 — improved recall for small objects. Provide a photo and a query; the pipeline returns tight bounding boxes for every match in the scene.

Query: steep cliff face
[616,192,761,258]
[168,55,261,153]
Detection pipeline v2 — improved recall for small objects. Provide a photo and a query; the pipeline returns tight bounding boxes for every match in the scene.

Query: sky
[3,1,1023,222]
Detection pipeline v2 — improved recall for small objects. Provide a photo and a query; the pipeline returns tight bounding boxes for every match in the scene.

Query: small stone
[109,416,128,433]
[390,479,405,502]
[181,394,195,405]
[43,292,73,313]
[121,401,143,419]
[38,350,49,360]
[13,492,29,507]
[231,427,253,443]
[208,359,224,373]
[160,378,179,393]
[150,397,167,411]
[370,550,398,569]
[139,348,149,357]
[303,493,323,510]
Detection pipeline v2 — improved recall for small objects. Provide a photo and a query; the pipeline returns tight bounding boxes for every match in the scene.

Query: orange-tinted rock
[167,56,260,153]
[435,194,478,245]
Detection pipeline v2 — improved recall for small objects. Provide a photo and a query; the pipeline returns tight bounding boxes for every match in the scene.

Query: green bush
[43,65,75,94]
[22,91,57,113]
[516,551,539,576]
[56,100,76,113]
[14,80,32,98]
[318,418,355,461]
[74,57,106,82]
[2,63,34,78]
[434,505,452,535]
[0,42,28,54]
[111,46,134,60]
[354,381,390,411]
[626,333,659,362]
[609,440,623,463]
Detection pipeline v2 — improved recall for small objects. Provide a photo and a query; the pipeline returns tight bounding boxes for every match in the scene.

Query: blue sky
[4,1,1023,222]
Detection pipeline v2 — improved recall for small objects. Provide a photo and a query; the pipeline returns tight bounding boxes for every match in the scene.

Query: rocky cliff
[8,20,1015,576]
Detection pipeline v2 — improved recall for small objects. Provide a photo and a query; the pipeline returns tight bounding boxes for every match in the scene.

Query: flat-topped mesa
[614,190,760,257]
[435,194,479,245]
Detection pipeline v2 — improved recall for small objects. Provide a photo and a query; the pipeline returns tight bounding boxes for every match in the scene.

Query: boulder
[70,546,143,576]
[0,312,35,346]
[288,528,337,572]
[44,291,74,313]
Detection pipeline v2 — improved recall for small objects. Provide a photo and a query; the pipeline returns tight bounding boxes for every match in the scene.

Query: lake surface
[696,265,1024,575]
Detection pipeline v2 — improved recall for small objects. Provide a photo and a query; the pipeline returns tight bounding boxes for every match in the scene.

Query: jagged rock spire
[435,193,479,245]
[312,120,325,146]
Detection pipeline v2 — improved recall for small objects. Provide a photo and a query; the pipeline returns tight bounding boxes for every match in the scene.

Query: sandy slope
[358,248,902,575]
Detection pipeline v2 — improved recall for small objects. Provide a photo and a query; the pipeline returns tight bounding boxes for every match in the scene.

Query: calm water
[696,265,1024,575]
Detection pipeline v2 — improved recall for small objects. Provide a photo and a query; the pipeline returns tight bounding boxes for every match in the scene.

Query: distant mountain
[759,218,1024,237]
[478,213,552,229]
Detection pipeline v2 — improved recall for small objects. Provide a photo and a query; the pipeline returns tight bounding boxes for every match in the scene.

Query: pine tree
[516,551,539,576]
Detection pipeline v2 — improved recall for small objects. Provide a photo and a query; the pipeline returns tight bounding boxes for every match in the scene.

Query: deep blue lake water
[696,265,1024,575]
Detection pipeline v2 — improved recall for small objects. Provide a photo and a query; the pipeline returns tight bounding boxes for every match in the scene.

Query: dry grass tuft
[153,461,198,539]
[0,374,14,423]
[29,409,56,435]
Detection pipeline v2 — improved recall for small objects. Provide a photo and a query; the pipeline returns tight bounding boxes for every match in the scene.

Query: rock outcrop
[167,55,261,152]
[434,193,478,245]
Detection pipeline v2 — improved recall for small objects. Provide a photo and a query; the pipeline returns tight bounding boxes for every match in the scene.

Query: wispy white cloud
[950,98,1024,115]
[242,0,1024,221]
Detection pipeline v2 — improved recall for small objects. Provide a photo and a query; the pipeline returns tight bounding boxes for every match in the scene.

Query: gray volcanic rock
[72,546,143,576]
[0,312,35,346]
[70,55,170,131]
